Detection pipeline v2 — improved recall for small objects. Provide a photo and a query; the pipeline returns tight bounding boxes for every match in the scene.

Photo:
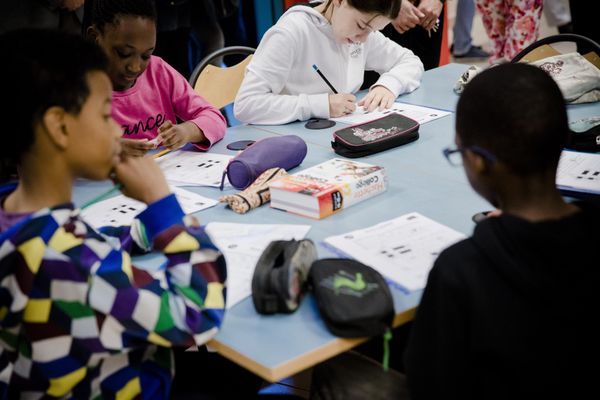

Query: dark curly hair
[0,29,108,182]
[456,63,568,176]
[91,0,157,32]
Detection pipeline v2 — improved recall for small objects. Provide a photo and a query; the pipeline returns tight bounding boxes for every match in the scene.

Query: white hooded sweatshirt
[234,5,424,125]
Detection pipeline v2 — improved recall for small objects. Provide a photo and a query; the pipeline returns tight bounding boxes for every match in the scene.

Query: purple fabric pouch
[221,135,308,190]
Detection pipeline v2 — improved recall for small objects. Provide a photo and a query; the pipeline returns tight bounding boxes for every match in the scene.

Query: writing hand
[329,93,357,118]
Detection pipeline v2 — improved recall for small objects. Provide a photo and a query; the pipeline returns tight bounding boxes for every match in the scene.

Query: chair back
[511,34,600,69]
[189,46,255,109]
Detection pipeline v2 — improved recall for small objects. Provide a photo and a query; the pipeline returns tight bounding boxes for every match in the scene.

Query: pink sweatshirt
[112,55,226,150]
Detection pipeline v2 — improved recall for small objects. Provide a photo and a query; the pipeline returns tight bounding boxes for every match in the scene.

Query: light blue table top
[74,63,600,382]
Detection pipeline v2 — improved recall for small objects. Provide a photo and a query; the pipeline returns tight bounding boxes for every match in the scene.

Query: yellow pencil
[152,148,172,159]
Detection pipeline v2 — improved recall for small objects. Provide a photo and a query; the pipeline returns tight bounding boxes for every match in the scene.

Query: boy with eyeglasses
[404,63,600,399]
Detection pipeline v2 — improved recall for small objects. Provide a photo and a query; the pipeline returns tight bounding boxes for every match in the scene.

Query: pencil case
[221,135,308,190]
[331,113,420,158]
[309,258,394,338]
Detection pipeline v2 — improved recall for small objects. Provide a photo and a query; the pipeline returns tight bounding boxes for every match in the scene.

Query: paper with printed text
[331,102,451,125]
[325,212,465,291]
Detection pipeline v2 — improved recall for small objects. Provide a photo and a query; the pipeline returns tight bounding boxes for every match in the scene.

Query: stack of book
[269,158,387,219]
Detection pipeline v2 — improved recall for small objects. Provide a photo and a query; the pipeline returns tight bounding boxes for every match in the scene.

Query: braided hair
[90,0,157,32]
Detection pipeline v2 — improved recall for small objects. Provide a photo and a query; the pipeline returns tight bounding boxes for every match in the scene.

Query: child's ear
[86,25,100,43]
[465,150,490,175]
[42,106,69,150]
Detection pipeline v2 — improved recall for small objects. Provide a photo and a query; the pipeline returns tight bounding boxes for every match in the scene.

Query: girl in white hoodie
[234,0,424,125]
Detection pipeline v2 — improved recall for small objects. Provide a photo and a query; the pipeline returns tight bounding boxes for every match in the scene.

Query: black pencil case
[309,258,394,338]
[331,113,420,158]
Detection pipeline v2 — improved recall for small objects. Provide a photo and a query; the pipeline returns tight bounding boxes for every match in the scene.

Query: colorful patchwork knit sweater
[0,191,226,399]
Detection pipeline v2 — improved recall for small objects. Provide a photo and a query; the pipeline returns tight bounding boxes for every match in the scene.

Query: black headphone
[252,239,317,314]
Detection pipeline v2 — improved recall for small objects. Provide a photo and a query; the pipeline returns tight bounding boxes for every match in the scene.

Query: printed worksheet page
[155,150,232,187]
[82,187,218,228]
[556,150,600,195]
[331,102,451,125]
[325,212,465,292]
[205,223,312,309]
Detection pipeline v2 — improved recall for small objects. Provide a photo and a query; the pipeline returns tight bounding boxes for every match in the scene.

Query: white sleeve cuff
[306,93,331,120]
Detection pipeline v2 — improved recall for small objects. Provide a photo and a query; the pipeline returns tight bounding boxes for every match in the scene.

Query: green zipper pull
[382,328,392,372]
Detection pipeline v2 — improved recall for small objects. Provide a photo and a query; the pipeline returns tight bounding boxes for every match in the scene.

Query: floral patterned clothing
[476,0,544,63]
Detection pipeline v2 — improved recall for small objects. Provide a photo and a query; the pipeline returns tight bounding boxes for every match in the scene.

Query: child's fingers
[161,132,182,149]
[165,139,184,150]
[147,138,161,149]
[161,135,177,149]
[385,95,395,109]
[158,126,176,139]
[138,141,155,150]
[368,94,383,112]
[347,101,357,113]
[361,94,374,110]
[158,120,174,133]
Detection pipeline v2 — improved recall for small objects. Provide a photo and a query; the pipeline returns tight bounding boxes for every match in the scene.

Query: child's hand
[120,138,156,157]
[329,93,357,118]
[158,120,205,150]
[114,155,170,205]
[358,86,395,112]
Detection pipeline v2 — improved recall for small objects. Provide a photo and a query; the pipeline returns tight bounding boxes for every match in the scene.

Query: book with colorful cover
[269,158,387,219]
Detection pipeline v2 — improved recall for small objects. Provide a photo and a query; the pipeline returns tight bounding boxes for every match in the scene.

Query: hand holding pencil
[313,64,356,117]
[329,93,357,117]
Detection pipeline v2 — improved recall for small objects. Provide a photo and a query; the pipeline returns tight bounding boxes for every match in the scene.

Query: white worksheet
[330,102,451,125]
[324,212,465,292]
[82,187,218,228]
[155,150,232,187]
[556,150,600,195]
[205,223,312,309]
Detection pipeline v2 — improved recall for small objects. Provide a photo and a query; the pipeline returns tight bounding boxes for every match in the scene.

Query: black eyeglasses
[442,145,497,166]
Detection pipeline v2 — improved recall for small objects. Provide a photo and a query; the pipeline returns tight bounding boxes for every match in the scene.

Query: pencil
[312,64,338,94]
[81,184,123,210]
[152,148,172,159]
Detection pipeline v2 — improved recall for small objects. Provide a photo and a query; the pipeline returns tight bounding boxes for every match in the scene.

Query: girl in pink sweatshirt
[87,0,226,156]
